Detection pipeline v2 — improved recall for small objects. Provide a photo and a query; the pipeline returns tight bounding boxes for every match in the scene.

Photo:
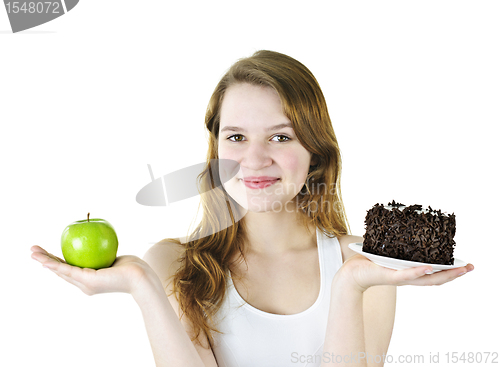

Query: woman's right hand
[30,245,154,296]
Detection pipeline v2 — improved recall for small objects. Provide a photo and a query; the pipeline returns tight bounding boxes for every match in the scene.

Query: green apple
[61,213,119,269]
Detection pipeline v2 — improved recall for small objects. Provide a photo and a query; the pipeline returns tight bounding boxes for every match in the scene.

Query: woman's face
[218,83,314,213]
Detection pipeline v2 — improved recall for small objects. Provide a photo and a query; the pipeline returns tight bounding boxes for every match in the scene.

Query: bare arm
[139,241,218,367]
[132,272,213,367]
[321,235,472,367]
[30,243,217,367]
[342,236,396,366]
[322,269,366,366]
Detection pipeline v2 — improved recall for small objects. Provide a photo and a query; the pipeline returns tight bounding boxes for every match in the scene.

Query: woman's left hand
[339,254,474,292]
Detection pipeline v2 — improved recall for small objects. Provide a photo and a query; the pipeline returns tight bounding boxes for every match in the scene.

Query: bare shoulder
[142,238,185,288]
[337,234,364,263]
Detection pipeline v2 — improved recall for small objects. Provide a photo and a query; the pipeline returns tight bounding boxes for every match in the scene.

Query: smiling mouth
[241,176,280,182]
[241,179,280,190]
[243,179,279,183]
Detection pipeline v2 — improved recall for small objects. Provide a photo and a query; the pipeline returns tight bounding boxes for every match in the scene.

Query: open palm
[30,245,152,296]
[342,254,474,292]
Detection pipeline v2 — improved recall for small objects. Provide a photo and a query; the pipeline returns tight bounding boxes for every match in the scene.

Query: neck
[240,209,317,256]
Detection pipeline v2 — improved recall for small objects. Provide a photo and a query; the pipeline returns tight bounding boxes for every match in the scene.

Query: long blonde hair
[169,50,350,347]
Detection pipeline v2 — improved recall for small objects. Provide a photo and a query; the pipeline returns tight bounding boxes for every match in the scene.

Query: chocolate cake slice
[363,200,456,265]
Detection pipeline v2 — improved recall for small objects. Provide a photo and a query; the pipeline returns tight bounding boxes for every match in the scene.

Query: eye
[272,134,291,143]
[227,134,245,142]
[227,134,291,143]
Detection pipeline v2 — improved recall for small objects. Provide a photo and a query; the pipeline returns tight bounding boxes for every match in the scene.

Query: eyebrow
[220,123,293,133]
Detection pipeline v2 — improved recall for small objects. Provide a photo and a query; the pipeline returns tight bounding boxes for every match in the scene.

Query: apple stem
[87,213,90,222]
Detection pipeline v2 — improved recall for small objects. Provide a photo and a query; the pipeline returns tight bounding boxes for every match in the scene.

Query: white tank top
[211,228,344,367]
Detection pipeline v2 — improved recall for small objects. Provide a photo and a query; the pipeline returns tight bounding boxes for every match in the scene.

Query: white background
[1,1,498,366]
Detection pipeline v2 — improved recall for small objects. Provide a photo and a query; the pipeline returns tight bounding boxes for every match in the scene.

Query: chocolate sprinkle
[363,201,456,265]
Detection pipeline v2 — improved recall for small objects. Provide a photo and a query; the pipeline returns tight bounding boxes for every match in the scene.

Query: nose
[240,141,273,171]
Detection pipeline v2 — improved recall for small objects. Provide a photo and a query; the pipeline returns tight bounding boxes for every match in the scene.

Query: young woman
[31,50,473,367]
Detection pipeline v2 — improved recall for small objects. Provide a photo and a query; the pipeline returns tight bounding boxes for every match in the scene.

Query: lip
[241,177,280,190]
[242,176,280,182]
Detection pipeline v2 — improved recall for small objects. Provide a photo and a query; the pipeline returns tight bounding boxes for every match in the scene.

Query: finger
[45,266,94,295]
[45,259,84,278]
[53,254,66,263]
[31,246,55,258]
[31,250,66,265]
[30,246,65,262]
[31,251,50,264]
[388,265,433,285]
[406,266,470,286]
[30,245,46,253]
[47,260,102,290]
[30,246,60,260]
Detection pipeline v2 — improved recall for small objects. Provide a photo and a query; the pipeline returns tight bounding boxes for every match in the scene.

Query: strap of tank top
[318,230,343,283]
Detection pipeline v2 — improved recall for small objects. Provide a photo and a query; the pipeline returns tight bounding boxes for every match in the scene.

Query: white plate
[348,243,466,273]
